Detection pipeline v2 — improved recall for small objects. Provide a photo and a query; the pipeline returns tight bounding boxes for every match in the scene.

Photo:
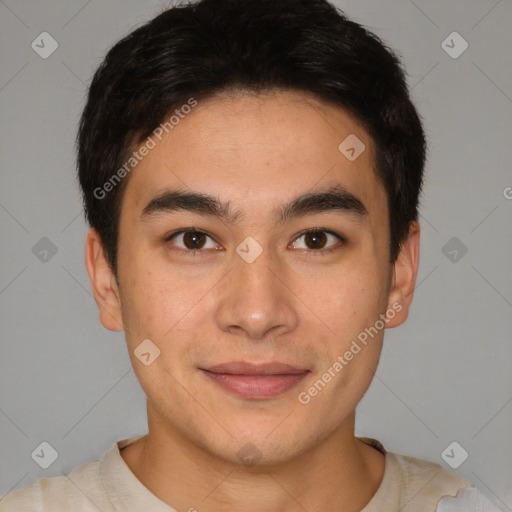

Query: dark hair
[77,0,425,276]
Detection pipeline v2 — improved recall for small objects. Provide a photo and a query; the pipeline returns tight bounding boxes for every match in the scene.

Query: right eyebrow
[140,184,368,225]
[141,189,242,223]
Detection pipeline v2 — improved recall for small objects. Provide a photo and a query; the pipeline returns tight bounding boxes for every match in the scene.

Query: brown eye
[303,230,328,249]
[167,230,219,252]
[182,231,207,249]
[291,229,344,254]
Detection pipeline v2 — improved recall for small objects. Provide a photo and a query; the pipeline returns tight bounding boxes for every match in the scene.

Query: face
[88,90,416,465]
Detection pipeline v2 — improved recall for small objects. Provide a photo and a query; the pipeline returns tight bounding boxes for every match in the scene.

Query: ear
[385,221,420,328]
[85,228,124,332]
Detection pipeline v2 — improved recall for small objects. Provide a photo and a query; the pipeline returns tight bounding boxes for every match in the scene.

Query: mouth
[199,361,310,400]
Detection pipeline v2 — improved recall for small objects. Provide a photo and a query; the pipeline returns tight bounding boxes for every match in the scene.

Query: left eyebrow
[140,184,368,225]
[276,184,368,223]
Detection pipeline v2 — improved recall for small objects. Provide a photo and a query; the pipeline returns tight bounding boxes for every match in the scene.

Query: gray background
[1,0,511,509]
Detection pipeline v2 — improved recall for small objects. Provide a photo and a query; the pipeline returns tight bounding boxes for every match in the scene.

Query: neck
[121,405,385,512]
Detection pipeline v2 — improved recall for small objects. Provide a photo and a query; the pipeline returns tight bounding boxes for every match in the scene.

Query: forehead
[121,90,386,222]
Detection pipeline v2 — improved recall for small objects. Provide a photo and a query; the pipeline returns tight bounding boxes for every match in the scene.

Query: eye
[164,228,344,257]
[290,229,344,252]
[165,229,220,252]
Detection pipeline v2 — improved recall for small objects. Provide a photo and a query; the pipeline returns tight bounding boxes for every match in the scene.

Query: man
[1,0,501,510]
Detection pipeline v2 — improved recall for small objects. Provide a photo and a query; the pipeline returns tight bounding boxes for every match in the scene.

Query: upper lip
[202,361,309,376]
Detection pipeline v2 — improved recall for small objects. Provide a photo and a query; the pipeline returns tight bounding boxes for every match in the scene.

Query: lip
[200,361,310,400]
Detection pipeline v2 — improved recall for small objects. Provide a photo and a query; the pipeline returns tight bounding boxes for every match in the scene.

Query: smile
[200,361,310,400]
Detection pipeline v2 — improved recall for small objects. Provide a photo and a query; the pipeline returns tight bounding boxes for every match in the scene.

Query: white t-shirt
[0,436,502,511]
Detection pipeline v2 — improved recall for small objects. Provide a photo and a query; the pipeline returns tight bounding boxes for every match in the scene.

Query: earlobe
[385,221,420,329]
[85,228,124,332]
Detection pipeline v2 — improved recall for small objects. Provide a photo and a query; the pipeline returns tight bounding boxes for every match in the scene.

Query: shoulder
[393,451,470,499]
[390,451,501,511]
[436,486,503,511]
[0,458,114,512]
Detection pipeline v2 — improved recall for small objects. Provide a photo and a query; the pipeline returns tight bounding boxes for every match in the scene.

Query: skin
[86,90,420,512]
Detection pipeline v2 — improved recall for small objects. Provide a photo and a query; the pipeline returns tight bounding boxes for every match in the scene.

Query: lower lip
[201,370,309,400]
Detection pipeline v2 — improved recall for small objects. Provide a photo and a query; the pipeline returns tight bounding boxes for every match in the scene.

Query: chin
[200,421,319,468]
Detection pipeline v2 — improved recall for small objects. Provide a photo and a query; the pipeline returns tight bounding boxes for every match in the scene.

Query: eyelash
[163,228,346,258]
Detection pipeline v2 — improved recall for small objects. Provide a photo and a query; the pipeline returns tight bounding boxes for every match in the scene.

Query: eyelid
[164,228,221,252]
[164,227,346,255]
[293,227,345,241]
[290,228,345,251]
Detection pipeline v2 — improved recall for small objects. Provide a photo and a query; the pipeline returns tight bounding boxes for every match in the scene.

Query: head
[81,0,424,466]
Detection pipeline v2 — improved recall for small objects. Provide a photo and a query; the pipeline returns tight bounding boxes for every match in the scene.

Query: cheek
[118,254,215,352]
[117,251,171,345]
[307,264,387,337]
[120,280,179,345]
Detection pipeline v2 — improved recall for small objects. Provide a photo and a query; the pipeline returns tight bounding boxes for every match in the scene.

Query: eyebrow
[140,184,368,225]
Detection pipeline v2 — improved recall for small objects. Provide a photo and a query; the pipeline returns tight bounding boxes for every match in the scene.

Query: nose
[214,249,299,341]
